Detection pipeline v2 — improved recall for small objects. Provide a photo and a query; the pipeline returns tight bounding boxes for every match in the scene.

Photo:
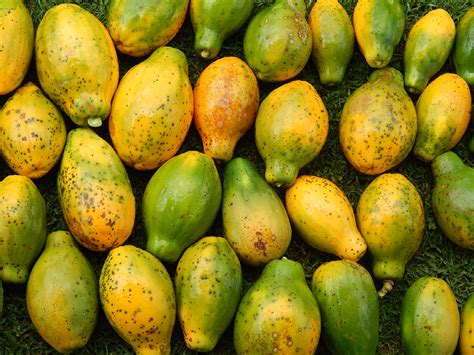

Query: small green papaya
[431,151,474,250]
[234,258,321,354]
[175,236,243,352]
[453,7,474,86]
[460,293,474,355]
[143,151,222,263]
[0,175,46,284]
[26,231,98,353]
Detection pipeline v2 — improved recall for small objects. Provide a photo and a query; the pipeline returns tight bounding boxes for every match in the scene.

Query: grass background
[1,0,473,353]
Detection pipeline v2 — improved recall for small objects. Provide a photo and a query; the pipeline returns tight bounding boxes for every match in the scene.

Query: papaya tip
[200,50,211,59]
[378,280,394,298]
[87,117,102,128]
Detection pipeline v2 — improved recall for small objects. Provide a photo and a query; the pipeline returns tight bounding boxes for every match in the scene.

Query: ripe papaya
[460,293,474,355]
[453,7,474,86]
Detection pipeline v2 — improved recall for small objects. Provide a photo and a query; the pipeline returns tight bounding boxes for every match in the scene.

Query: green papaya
[234,258,321,354]
[431,151,474,250]
[191,0,254,59]
[175,236,243,352]
[460,293,474,355]
[143,151,222,263]
[243,0,312,82]
[311,260,379,354]
[0,175,46,284]
[26,231,98,353]
[453,7,474,86]
[223,157,292,266]
[401,276,460,355]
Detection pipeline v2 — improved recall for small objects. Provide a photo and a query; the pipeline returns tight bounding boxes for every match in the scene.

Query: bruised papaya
[460,293,474,355]
[453,7,474,86]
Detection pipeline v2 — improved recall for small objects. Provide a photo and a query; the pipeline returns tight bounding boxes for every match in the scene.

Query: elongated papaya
[460,293,474,355]
[453,7,474,85]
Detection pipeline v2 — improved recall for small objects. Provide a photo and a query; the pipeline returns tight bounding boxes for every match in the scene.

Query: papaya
[431,151,474,250]
[339,67,417,175]
[191,0,254,59]
[311,260,379,354]
[143,151,221,263]
[57,128,135,251]
[193,56,259,162]
[413,73,471,162]
[401,276,460,355]
[460,293,474,355]
[453,7,474,86]
[175,236,243,352]
[243,0,312,82]
[100,245,176,355]
[404,9,456,94]
[255,80,328,187]
[35,3,119,127]
[234,258,321,354]
[286,175,366,261]
[0,82,66,179]
[356,173,425,281]
[353,0,405,68]
[0,175,46,284]
[26,231,98,353]
[107,0,189,57]
[308,0,354,85]
[109,46,193,170]
[222,158,292,267]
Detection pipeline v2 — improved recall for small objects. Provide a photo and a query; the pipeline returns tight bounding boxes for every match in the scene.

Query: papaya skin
[460,293,474,355]
[454,7,474,86]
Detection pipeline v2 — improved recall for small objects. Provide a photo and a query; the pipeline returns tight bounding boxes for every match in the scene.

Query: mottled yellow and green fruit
[26,231,98,353]
[175,236,242,352]
[35,3,119,127]
[404,8,455,94]
[109,46,193,170]
[223,158,292,267]
[460,293,474,355]
[255,80,328,187]
[286,175,367,261]
[357,173,425,280]
[431,151,474,250]
[100,245,176,355]
[243,0,312,82]
[57,128,135,251]
[308,0,354,85]
[0,175,46,284]
[234,258,321,354]
[0,82,66,178]
[453,7,474,86]
[0,0,34,95]
[353,0,405,68]
[311,260,379,354]
[191,0,254,59]
[339,67,417,175]
[413,73,471,162]
[194,56,259,162]
[107,0,189,57]
[401,277,460,355]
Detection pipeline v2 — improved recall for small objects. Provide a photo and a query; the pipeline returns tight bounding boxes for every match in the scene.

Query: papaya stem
[87,117,102,128]
[378,280,394,298]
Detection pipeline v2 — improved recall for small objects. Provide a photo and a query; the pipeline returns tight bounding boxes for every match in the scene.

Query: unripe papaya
[0,175,46,284]
[453,7,474,86]
[26,231,98,353]
[460,293,474,355]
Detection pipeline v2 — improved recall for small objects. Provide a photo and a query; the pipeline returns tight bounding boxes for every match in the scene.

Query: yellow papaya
[460,293,474,355]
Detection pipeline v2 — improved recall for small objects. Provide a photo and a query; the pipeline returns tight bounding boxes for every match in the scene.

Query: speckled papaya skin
[194,57,259,162]
[454,8,474,86]
[99,245,176,355]
[175,236,243,352]
[234,258,321,354]
[26,231,98,353]
[404,9,455,94]
[243,0,312,82]
[339,67,417,175]
[356,173,425,280]
[0,175,46,284]
[353,0,405,68]
[401,277,460,355]
[191,0,254,59]
[0,0,34,95]
[460,293,474,355]
[222,158,292,267]
[311,260,379,355]
[57,128,135,252]
[431,151,474,250]
[413,73,471,162]
[107,0,188,57]
[35,3,119,128]
[285,175,367,261]
[143,151,222,263]
[109,46,193,170]
[0,82,66,178]
[255,80,328,187]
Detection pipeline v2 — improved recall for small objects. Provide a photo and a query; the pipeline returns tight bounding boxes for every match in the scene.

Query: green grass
[1,0,473,354]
